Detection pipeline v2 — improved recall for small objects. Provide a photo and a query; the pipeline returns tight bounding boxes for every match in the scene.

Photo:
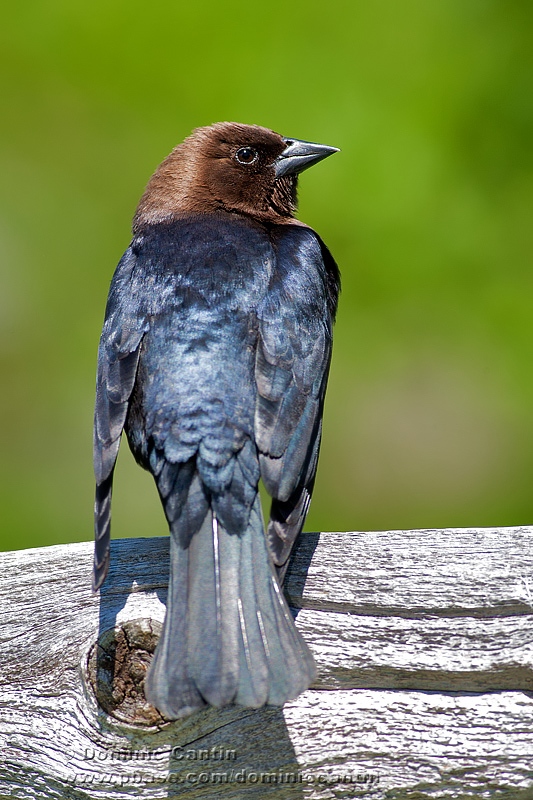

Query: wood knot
[87,618,168,727]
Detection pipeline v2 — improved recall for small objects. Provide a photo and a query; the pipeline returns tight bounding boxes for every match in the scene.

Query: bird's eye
[235,146,259,165]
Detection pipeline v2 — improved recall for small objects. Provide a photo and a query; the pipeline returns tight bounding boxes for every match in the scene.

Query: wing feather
[254,228,339,581]
[93,246,148,589]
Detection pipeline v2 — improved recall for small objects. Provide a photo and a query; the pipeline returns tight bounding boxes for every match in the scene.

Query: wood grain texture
[285,527,533,616]
[1,527,532,798]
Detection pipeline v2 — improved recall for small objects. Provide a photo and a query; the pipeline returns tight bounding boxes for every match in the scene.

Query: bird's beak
[275,137,339,178]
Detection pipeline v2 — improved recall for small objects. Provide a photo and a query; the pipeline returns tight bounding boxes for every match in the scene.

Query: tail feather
[234,502,270,706]
[187,514,241,705]
[144,534,206,718]
[145,485,315,719]
[93,474,113,591]
[248,498,315,705]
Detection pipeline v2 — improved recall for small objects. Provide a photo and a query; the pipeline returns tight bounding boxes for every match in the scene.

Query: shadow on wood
[86,538,307,798]
[1,527,532,798]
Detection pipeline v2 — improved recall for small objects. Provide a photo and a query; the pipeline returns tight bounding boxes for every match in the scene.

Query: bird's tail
[144,492,315,719]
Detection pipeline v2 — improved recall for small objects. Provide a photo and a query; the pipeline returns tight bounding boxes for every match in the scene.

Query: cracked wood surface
[1,527,532,798]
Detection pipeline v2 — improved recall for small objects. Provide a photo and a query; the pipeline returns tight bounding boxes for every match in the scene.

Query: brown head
[133,122,338,230]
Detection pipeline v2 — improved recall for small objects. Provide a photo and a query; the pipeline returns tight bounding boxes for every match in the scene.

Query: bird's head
[133,122,338,229]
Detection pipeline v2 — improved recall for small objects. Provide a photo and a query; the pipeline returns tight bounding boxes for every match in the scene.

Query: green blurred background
[1,0,532,551]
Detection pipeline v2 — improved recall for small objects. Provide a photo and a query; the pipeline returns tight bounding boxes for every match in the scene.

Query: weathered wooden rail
[1,527,532,798]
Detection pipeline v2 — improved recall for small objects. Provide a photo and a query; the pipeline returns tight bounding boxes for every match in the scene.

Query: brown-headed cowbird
[93,122,340,718]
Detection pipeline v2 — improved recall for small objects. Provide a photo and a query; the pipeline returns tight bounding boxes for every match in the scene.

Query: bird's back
[125,213,274,483]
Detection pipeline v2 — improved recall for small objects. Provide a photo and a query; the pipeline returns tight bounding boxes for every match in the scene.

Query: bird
[93,122,340,719]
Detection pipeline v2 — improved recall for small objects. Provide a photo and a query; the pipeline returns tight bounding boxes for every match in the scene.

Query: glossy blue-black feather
[93,211,339,713]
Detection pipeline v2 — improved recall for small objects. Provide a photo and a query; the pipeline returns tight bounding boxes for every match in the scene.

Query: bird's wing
[93,246,148,589]
[255,227,339,582]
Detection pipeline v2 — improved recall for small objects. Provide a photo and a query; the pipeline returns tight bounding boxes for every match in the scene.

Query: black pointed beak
[275,137,339,178]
